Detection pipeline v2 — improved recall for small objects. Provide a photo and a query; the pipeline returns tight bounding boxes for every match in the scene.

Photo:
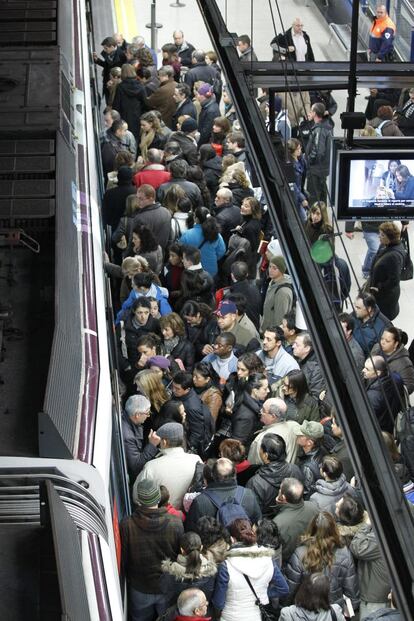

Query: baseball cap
[214,300,237,317]
[292,420,324,440]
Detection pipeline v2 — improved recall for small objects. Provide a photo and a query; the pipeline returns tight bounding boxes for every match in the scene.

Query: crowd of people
[95,17,411,621]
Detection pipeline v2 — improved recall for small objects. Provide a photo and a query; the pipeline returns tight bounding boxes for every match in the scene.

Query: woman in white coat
[211,518,288,621]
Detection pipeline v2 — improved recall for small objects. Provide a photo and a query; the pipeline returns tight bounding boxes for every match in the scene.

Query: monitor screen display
[335,149,414,220]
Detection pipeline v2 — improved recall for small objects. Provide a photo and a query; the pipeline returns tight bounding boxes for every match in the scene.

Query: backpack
[203,487,249,527]
[375,120,392,136]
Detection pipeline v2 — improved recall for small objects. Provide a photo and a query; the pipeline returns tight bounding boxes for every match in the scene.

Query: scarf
[163,335,180,355]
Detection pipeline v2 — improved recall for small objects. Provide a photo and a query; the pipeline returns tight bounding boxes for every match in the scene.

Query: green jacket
[261,276,294,333]
[273,500,319,562]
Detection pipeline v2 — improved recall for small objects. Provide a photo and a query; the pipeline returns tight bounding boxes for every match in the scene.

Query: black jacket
[272,27,315,62]
[246,461,302,517]
[369,242,405,321]
[121,412,158,478]
[102,182,136,229]
[171,98,197,130]
[178,268,215,310]
[185,316,220,360]
[167,338,196,372]
[184,62,220,92]
[296,446,328,499]
[230,279,263,330]
[198,98,221,146]
[168,131,199,165]
[365,372,405,433]
[231,392,261,449]
[305,120,333,177]
[176,388,208,453]
[298,350,326,399]
[117,314,161,370]
[213,201,242,244]
[228,183,255,208]
[112,78,147,142]
[95,47,127,98]
[203,156,223,200]
[185,479,262,532]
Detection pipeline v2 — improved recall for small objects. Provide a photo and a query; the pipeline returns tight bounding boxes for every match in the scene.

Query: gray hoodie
[309,474,355,513]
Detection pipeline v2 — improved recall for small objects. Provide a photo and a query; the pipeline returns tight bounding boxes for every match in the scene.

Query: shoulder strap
[234,486,245,504]
[242,573,261,604]
[330,606,337,621]
[198,239,207,249]
[202,489,222,509]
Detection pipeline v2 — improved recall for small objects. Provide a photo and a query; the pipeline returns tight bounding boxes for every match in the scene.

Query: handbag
[242,574,278,621]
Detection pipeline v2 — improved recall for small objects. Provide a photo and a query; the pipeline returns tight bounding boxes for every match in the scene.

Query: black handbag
[242,573,278,621]
[400,229,414,281]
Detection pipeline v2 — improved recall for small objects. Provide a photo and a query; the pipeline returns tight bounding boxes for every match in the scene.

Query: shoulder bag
[242,573,278,621]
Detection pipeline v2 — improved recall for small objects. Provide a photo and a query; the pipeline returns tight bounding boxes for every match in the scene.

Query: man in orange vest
[368,4,396,62]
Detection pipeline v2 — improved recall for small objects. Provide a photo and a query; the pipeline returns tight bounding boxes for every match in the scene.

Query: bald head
[213,457,236,482]
[266,398,287,420]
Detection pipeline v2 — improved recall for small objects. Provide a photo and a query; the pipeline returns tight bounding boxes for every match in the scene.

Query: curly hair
[159,312,186,337]
[301,512,343,573]
[132,223,158,253]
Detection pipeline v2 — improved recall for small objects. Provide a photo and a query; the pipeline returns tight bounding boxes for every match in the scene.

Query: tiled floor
[131,0,414,338]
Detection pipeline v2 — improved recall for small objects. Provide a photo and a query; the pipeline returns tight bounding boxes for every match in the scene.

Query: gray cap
[157,422,184,443]
[292,420,324,440]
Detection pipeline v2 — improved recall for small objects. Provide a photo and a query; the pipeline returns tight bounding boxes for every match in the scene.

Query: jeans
[362,231,380,277]
[129,588,168,621]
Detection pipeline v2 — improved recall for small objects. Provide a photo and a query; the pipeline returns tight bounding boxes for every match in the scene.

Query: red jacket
[133,167,171,189]
[175,616,211,621]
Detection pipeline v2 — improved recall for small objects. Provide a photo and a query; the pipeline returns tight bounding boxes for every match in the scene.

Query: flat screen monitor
[335,149,414,220]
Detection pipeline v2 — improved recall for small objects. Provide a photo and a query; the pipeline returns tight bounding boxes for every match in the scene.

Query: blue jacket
[115,283,172,324]
[352,305,392,356]
[179,224,226,276]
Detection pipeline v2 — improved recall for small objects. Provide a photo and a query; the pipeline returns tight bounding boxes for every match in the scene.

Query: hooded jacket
[309,474,355,514]
[246,460,303,516]
[161,554,217,604]
[212,545,288,621]
[179,224,226,277]
[168,131,199,165]
[116,283,172,324]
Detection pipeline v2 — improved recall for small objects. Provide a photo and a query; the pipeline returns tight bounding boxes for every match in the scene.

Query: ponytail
[180,532,202,575]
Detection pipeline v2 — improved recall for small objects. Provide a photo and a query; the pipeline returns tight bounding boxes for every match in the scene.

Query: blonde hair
[134,369,169,412]
[121,256,149,275]
[121,63,137,80]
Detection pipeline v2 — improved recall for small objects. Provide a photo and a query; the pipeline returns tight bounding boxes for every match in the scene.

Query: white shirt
[292,32,308,61]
